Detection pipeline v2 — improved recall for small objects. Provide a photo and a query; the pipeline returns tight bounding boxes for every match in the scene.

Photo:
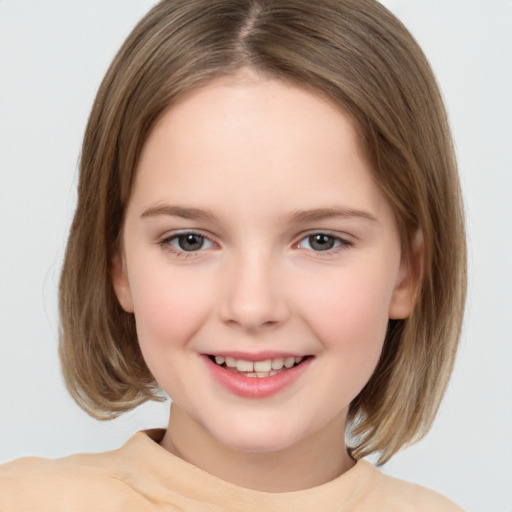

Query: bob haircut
[59,0,466,464]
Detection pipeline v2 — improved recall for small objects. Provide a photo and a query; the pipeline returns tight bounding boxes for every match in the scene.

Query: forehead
[128,73,391,225]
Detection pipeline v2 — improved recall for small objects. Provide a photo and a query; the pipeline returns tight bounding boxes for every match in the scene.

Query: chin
[211,417,305,454]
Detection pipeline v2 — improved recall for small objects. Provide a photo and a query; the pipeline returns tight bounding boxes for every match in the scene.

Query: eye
[162,232,215,253]
[297,233,349,252]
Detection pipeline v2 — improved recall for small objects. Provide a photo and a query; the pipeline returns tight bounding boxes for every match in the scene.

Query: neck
[160,403,355,492]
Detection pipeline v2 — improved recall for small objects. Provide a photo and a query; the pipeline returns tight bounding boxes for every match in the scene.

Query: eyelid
[294,230,353,252]
[159,229,218,255]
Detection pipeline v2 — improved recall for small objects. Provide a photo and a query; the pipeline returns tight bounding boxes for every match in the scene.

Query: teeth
[212,355,307,375]
[284,357,295,368]
[236,359,254,372]
[225,357,237,368]
[245,371,274,378]
[254,360,272,372]
[271,358,284,370]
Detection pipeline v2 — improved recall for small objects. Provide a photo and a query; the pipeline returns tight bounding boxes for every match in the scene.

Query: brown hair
[59,0,466,464]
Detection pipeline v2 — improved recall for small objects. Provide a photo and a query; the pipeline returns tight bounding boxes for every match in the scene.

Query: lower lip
[203,356,312,399]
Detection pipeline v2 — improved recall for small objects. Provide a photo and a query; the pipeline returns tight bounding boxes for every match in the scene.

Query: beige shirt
[0,429,463,511]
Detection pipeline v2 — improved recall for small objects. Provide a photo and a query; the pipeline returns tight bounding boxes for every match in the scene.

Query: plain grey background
[0,1,511,510]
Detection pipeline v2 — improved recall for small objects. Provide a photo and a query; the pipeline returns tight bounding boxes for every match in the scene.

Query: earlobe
[388,230,424,320]
[111,252,134,313]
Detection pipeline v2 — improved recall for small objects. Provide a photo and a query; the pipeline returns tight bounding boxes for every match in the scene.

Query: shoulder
[0,447,153,512]
[355,460,464,512]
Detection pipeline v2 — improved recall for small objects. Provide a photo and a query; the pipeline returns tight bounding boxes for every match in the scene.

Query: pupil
[178,234,204,251]
[310,234,334,251]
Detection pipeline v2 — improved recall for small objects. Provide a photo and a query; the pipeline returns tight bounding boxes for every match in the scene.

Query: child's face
[113,72,413,453]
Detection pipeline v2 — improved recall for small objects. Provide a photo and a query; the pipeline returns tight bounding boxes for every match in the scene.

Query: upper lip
[204,351,310,362]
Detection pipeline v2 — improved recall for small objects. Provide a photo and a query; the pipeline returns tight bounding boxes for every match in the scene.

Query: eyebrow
[141,204,377,224]
[288,207,378,224]
[141,205,216,221]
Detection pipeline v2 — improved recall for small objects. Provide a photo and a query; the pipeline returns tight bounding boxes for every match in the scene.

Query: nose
[219,250,290,332]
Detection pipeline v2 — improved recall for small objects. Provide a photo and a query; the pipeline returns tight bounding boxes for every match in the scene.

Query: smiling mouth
[207,355,311,378]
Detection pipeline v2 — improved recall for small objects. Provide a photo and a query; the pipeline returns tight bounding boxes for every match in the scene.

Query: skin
[112,71,415,492]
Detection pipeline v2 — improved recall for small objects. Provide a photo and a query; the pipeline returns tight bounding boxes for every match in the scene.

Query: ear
[110,252,134,313]
[388,230,424,320]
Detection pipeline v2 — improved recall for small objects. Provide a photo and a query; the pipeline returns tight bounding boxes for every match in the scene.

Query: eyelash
[295,232,352,256]
[159,231,352,257]
[159,231,215,257]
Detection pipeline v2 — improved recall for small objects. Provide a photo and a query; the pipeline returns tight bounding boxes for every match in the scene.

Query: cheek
[298,262,396,367]
[128,266,212,361]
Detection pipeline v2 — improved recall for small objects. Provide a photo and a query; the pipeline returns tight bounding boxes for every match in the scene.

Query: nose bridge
[220,247,289,331]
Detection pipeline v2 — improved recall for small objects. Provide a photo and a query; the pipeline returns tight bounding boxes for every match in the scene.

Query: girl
[0,0,467,509]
